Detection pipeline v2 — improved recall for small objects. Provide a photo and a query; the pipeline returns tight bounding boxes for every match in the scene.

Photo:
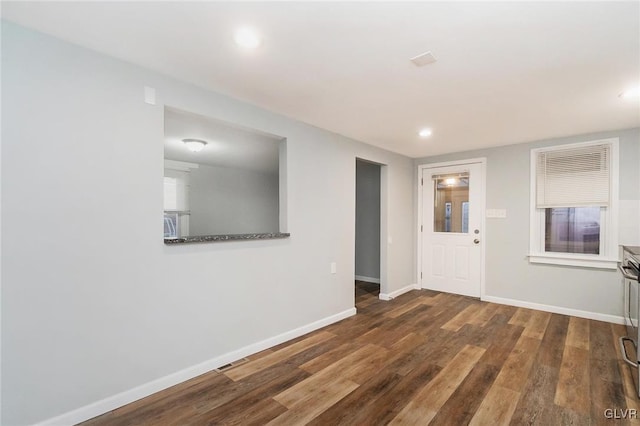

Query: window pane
[545,207,600,254]
[434,175,469,233]
[462,202,469,233]
[164,213,178,238]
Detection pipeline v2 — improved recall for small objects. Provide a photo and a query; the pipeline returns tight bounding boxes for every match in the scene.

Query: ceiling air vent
[410,51,437,67]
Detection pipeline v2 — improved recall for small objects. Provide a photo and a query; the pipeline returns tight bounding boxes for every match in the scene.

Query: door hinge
[421,178,423,186]
[421,225,423,232]
[421,272,423,279]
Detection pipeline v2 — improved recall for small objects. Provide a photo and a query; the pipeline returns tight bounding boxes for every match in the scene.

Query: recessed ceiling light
[619,86,640,99]
[419,128,433,138]
[234,27,262,49]
[182,139,207,152]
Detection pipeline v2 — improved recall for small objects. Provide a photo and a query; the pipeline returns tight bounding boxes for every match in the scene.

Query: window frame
[529,138,619,269]
[164,160,197,239]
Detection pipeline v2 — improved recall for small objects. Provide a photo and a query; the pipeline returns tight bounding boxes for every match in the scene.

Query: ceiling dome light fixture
[182,138,208,152]
[419,128,433,138]
[234,27,262,49]
[619,86,640,99]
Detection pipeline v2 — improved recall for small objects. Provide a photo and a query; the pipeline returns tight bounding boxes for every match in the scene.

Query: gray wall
[1,22,415,425]
[415,128,640,317]
[355,160,381,280]
[189,164,279,235]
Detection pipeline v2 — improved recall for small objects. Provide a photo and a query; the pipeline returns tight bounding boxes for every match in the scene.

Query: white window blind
[536,143,611,208]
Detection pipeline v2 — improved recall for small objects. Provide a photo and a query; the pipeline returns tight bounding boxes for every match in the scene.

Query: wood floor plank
[469,384,520,426]
[537,314,570,368]
[79,283,635,426]
[194,361,310,414]
[318,343,388,384]
[410,326,474,370]
[384,295,429,318]
[247,347,274,360]
[383,304,433,333]
[353,362,442,424]
[490,304,518,325]
[429,362,500,425]
[521,309,552,339]
[421,292,450,306]
[186,367,306,425]
[307,370,404,426]
[105,373,232,425]
[566,316,590,350]
[274,344,383,409]
[550,405,590,426]
[355,326,393,345]
[555,345,591,414]
[591,360,628,425]
[411,296,475,334]
[468,302,500,326]
[298,341,361,374]
[509,363,560,425]
[508,307,533,327]
[269,378,358,425]
[110,370,230,418]
[389,344,486,425]
[384,332,443,376]
[224,330,335,381]
[493,334,542,392]
[441,302,483,331]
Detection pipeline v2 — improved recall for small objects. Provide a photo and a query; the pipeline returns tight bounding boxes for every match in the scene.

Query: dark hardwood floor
[81,282,638,425]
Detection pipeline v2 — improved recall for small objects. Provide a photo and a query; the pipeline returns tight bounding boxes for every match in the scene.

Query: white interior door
[421,162,483,297]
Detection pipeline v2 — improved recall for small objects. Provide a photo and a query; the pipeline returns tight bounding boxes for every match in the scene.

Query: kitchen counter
[164,232,290,244]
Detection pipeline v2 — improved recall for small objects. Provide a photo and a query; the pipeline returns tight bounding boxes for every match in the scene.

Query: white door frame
[354,157,389,298]
[417,158,487,299]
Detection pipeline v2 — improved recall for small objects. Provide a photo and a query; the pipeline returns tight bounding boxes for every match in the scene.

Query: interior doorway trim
[417,158,487,299]
[354,157,388,302]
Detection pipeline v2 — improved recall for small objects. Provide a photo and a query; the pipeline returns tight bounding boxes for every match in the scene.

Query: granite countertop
[164,232,290,244]
[624,246,640,257]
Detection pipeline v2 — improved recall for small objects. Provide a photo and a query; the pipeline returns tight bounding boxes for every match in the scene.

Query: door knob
[473,239,480,244]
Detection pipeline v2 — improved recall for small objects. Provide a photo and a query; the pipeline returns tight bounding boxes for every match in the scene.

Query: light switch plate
[144,86,156,105]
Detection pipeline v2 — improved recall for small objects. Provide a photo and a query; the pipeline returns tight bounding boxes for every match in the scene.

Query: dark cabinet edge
[164,233,291,244]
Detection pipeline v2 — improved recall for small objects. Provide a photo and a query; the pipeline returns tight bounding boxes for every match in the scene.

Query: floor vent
[215,357,249,372]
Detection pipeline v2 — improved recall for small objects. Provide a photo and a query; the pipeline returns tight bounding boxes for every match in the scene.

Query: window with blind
[529,138,619,269]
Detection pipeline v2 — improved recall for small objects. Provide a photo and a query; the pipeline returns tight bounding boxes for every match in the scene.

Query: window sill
[528,253,618,270]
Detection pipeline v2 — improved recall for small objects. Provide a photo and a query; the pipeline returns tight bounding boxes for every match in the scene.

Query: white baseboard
[355,275,380,284]
[482,295,624,325]
[379,283,420,301]
[33,308,357,426]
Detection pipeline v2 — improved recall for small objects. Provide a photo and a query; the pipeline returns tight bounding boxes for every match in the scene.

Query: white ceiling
[3,1,639,158]
[164,107,281,175]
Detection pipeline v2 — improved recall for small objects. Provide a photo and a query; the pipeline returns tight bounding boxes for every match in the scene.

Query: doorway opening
[355,159,384,307]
